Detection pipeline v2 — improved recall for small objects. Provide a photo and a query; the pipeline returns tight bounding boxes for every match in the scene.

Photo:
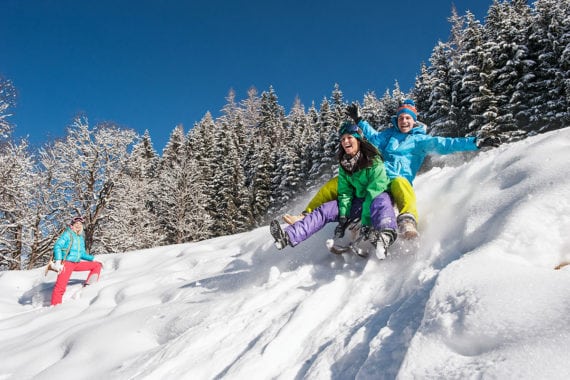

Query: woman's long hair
[337,135,382,172]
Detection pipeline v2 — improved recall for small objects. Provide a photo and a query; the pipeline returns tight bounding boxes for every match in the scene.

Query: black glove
[346,103,362,125]
[334,217,349,238]
[477,135,501,148]
[360,225,371,240]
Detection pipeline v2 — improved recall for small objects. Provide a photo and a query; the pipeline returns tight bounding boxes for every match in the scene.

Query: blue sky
[1,0,494,151]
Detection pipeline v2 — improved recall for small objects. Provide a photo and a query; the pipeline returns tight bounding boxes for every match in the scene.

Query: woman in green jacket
[270,122,397,258]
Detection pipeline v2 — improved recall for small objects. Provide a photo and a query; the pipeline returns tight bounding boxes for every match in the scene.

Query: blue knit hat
[339,121,363,139]
[396,99,418,121]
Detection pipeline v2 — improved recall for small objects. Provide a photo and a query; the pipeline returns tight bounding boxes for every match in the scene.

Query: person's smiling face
[340,134,360,157]
[397,113,415,134]
[71,221,84,234]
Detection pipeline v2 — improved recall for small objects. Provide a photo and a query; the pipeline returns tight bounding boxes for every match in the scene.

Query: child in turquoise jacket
[50,216,102,305]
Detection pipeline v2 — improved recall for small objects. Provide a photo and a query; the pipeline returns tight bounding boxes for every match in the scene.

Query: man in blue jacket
[50,216,102,305]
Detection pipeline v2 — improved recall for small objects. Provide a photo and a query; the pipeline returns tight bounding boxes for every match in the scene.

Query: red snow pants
[51,261,102,305]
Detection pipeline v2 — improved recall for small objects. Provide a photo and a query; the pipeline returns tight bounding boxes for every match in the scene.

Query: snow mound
[1,128,570,379]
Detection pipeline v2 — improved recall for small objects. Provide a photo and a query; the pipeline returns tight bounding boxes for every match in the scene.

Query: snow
[2,128,570,379]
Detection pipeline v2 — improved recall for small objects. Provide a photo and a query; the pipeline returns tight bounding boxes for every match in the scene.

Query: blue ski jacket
[358,118,479,184]
[53,227,94,262]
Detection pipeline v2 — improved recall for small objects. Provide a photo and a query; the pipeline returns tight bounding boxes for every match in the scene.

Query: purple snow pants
[285,192,397,247]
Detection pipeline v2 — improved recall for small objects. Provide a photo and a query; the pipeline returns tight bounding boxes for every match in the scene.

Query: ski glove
[477,135,501,148]
[52,260,64,274]
[346,103,362,125]
[334,217,349,238]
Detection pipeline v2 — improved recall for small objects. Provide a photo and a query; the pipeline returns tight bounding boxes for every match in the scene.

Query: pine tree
[324,84,347,172]
[361,92,381,127]
[450,11,485,135]
[527,0,570,132]
[188,113,218,231]
[287,97,312,193]
[154,125,213,244]
[215,90,253,232]
[211,108,251,235]
[306,98,332,186]
[229,115,254,232]
[251,147,273,225]
[412,64,436,123]
[297,103,320,192]
[482,0,533,137]
[240,87,262,189]
[380,89,400,128]
[425,41,456,136]
[99,131,161,252]
[255,87,286,223]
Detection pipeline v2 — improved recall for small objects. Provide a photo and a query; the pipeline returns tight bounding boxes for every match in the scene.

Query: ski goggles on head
[339,122,362,139]
[70,216,85,225]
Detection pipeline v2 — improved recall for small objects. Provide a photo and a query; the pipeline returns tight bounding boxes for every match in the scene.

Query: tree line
[1,0,568,270]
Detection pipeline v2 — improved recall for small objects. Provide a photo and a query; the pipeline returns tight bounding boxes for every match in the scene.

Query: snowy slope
[1,128,570,380]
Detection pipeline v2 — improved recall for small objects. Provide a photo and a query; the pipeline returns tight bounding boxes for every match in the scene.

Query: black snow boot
[369,229,396,259]
[270,219,290,250]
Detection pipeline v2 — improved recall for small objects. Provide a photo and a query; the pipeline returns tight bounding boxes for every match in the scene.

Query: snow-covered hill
[1,128,570,380]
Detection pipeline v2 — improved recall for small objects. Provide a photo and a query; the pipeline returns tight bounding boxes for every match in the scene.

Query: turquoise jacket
[358,119,479,184]
[53,227,94,262]
[338,157,390,226]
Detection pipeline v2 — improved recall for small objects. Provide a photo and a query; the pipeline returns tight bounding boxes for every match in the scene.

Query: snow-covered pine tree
[228,114,254,233]
[361,92,383,128]
[99,131,161,252]
[154,124,213,244]
[301,103,320,191]
[184,121,216,240]
[371,86,405,128]
[282,97,312,207]
[319,85,347,178]
[211,102,251,235]
[330,84,346,123]
[306,98,333,187]
[258,87,287,222]
[483,0,533,137]
[259,86,286,148]
[443,7,471,136]
[451,9,501,137]
[449,10,485,136]
[188,113,218,235]
[425,41,455,136]
[389,82,407,115]
[327,82,347,157]
[527,0,570,132]
[251,147,273,226]
[153,124,188,244]
[239,87,262,189]
[412,64,436,124]
[215,89,253,233]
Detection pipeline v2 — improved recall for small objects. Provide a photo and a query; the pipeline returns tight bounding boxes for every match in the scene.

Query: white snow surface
[2,128,570,380]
